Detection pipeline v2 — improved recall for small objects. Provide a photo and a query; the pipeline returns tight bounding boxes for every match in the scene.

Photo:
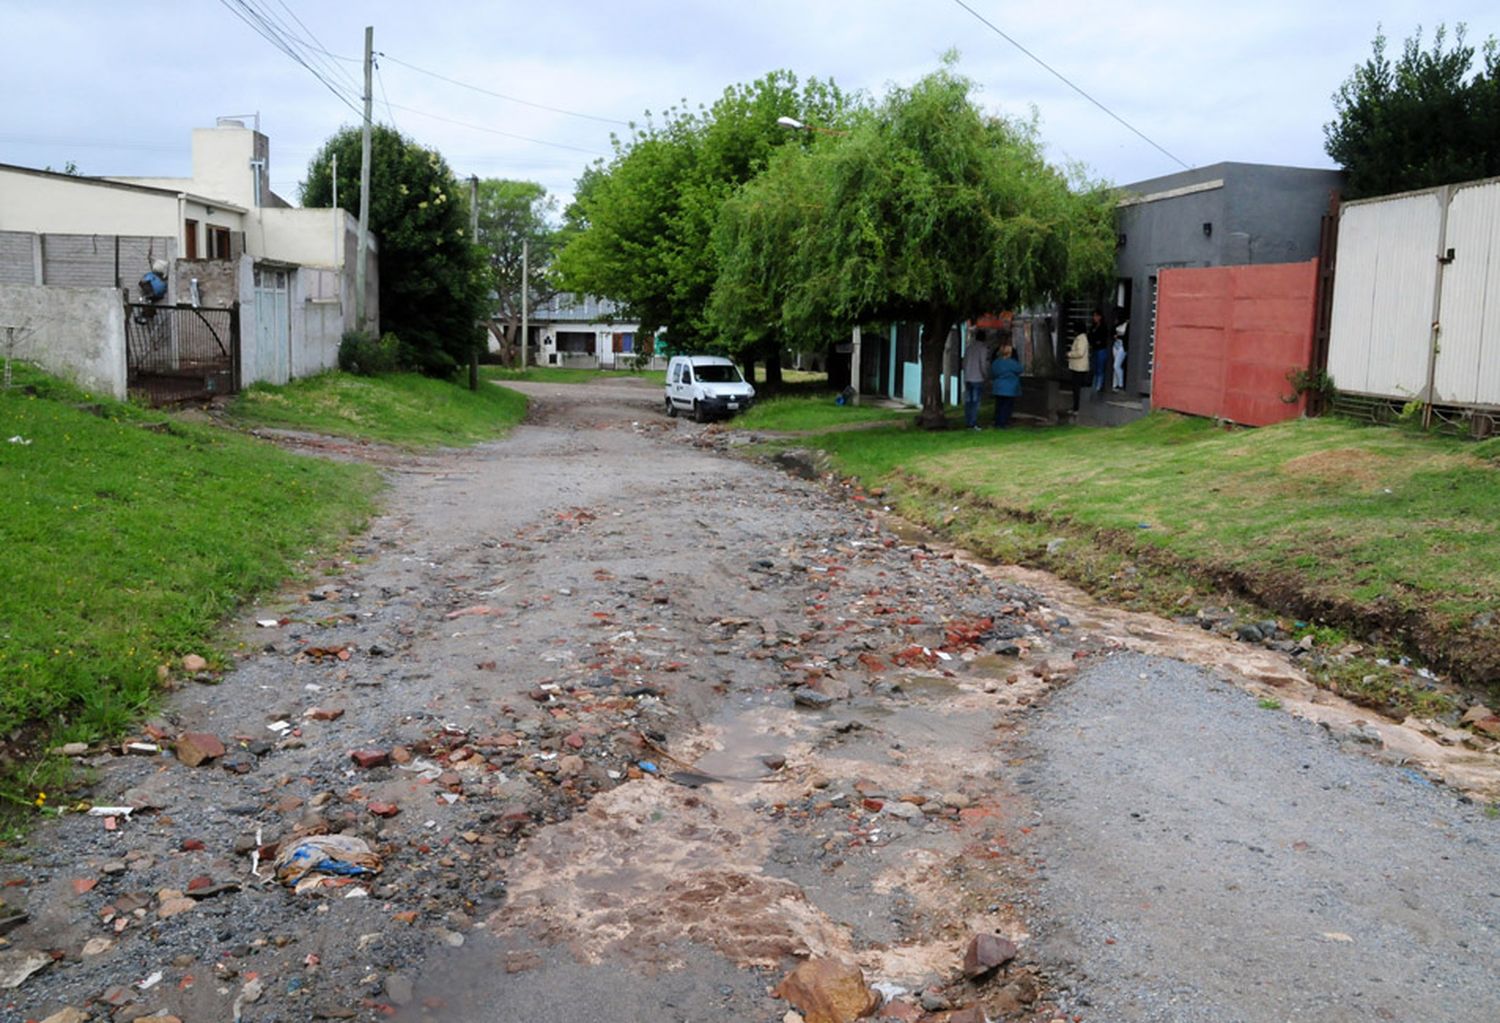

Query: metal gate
[124,303,239,404]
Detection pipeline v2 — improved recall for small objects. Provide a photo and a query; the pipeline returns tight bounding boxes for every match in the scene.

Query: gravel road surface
[1020,653,1500,1023]
[3,377,1495,1023]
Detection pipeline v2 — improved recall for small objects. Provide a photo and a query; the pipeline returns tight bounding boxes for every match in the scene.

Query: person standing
[962,328,990,430]
[990,340,1022,428]
[1112,319,1127,390]
[1087,308,1111,393]
[1066,329,1090,413]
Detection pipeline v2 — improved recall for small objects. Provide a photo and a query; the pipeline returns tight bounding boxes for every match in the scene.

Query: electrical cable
[217,0,362,117]
[381,102,607,156]
[946,0,1190,170]
[377,54,630,126]
[271,0,361,93]
[375,60,397,131]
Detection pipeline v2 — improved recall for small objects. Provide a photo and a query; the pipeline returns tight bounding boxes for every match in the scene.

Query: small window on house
[184,219,199,260]
[208,226,232,260]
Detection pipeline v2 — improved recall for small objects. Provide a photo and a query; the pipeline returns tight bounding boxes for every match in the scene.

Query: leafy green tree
[1325,25,1500,199]
[474,179,558,365]
[558,70,855,384]
[713,60,1116,428]
[302,125,488,377]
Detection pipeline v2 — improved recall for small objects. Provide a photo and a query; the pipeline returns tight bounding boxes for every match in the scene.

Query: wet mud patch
[489,779,853,969]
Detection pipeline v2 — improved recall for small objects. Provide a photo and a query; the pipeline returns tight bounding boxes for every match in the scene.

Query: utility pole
[520,237,529,370]
[469,174,480,391]
[354,25,373,333]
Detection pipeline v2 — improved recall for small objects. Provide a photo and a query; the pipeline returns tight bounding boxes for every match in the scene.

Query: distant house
[524,293,656,369]
[0,118,377,400]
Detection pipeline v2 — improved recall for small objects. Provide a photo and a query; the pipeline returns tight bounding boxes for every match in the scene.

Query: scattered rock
[0,948,52,989]
[385,973,414,1006]
[792,688,836,710]
[773,958,880,1023]
[1461,704,1493,725]
[157,896,197,919]
[181,654,208,673]
[40,1009,89,1023]
[305,706,345,721]
[946,1007,985,1023]
[174,732,225,768]
[963,932,1018,978]
[350,748,391,769]
[918,990,951,1011]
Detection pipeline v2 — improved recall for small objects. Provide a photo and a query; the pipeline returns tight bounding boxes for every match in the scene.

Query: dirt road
[4,377,1497,1023]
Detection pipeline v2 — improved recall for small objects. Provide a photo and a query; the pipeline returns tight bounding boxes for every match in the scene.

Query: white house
[525,293,656,369]
[0,118,376,400]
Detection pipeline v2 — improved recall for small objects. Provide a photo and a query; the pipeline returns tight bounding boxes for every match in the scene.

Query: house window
[184,219,199,260]
[208,226,232,260]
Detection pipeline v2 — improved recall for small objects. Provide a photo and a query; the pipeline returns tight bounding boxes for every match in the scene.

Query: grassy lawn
[0,367,378,796]
[798,412,1500,704]
[731,394,917,431]
[230,371,527,447]
[481,365,667,386]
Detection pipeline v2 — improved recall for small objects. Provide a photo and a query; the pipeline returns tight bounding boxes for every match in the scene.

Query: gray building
[1112,161,1345,399]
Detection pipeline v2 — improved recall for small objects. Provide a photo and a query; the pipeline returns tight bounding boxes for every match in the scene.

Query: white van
[664,355,756,422]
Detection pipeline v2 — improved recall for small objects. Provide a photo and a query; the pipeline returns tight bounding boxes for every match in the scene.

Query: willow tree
[715,60,1116,427]
[558,70,855,382]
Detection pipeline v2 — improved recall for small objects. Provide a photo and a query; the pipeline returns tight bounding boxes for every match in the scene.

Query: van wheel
[693,401,708,423]
[665,396,677,418]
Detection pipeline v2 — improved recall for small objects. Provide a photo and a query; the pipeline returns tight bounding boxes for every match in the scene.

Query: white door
[252,266,292,385]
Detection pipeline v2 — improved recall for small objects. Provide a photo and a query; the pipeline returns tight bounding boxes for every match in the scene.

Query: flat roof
[0,163,247,213]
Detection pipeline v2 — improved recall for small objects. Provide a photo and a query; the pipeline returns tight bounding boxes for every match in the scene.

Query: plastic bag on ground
[271,834,382,886]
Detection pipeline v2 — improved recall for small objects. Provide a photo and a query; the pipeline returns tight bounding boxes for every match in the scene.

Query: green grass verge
[730,395,917,432]
[231,371,527,448]
[481,365,667,386]
[786,411,1500,708]
[0,366,378,813]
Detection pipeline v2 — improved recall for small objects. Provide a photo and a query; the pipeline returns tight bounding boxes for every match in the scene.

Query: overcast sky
[1,1,1494,210]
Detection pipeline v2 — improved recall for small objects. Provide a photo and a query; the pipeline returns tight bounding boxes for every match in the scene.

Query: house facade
[524,293,655,369]
[0,119,376,400]
[1114,162,1344,399]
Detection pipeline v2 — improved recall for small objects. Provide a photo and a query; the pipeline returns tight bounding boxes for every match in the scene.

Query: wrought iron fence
[124,303,238,404]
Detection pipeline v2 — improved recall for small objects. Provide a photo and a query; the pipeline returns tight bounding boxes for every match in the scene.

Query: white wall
[1327,191,1442,399]
[1328,179,1500,409]
[251,208,344,267]
[0,169,178,236]
[0,283,127,398]
[189,127,261,211]
[297,266,342,377]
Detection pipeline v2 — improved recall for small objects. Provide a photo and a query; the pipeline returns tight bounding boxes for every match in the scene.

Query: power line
[377,54,630,126]
[946,0,1190,170]
[382,102,607,156]
[376,60,398,131]
[271,0,361,93]
[217,0,362,118]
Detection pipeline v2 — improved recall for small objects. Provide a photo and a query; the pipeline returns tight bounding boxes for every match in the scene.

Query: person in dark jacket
[990,341,1022,428]
[1087,308,1111,393]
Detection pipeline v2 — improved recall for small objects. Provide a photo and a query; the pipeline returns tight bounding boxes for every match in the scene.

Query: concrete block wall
[0,283,128,399]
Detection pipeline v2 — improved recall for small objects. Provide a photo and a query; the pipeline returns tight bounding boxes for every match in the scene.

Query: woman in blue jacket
[990,341,1022,428]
